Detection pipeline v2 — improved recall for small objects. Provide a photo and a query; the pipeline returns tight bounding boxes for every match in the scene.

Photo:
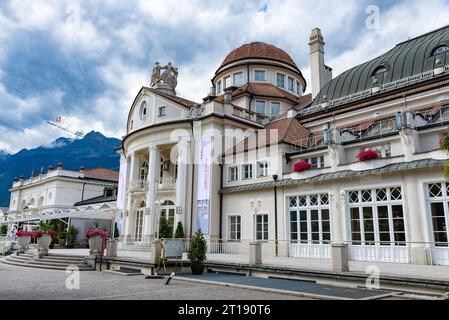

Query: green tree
[158,215,173,239]
[0,224,7,235]
[174,222,185,239]
[187,230,207,263]
[441,131,449,180]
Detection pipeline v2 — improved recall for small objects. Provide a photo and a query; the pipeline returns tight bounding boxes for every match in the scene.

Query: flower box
[16,231,33,253]
[293,161,312,172]
[85,229,108,256]
[356,150,379,161]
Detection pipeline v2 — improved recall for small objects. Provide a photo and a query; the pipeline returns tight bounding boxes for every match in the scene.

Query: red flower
[356,150,379,161]
[32,231,43,239]
[16,230,33,237]
[47,231,57,237]
[293,161,312,172]
[85,229,108,239]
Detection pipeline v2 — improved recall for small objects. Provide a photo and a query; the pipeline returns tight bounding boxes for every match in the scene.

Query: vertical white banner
[116,155,127,210]
[196,137,211,234]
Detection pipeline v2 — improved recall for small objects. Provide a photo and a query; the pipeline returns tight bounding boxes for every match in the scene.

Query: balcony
[157,178,177,191]
[129,180,148,193]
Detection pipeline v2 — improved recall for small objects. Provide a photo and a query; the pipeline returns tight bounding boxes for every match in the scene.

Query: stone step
[7,255,89,267]
[1,258,93,271]
[20,253,86,262]
[24,251,88,260]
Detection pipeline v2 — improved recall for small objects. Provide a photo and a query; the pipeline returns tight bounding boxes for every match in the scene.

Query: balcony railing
[289,136,325,153]
[157,178,177,191]
[129,180,148,193]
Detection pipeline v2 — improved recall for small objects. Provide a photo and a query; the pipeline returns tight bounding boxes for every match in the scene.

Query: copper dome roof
[219,42,299,70]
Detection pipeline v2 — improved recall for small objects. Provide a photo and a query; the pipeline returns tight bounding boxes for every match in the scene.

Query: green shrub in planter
[174,222,185,239]
[0,224,7,235]
[158,216,173,239]
[66,225,79,248]
[187,230,207,275]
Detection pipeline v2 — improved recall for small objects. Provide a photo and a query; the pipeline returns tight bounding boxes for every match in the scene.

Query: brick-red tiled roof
[84,168,119,182]
[143,87,198,108]
[220,42,299,70]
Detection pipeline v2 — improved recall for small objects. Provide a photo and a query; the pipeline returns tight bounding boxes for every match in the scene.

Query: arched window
[20,200,27,210]
[139,101,148,120]
[38,196,45,208]
[432,45,449,56]
[140,161,149,181]
[372,65,388,85]
[139,201,146,208]
[29,198,35,207]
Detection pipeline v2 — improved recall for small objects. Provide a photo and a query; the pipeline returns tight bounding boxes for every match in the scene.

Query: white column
[403,173,428,264]
[144,145,160,237]
[175,141,189,231]
[124,152,139,237]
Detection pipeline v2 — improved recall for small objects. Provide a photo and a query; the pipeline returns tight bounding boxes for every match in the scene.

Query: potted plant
[85,226,108,256]
[16,230,33,253]
[58,231,66,245]
[174,222,185,239]
[356,150,379,161]
[187,230,207,275]
[66,225,79,248]
[293,160,312,172]
[158,216,173,239]
[34,229,57,256]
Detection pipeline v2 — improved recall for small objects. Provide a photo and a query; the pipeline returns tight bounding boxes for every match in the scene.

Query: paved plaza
[0,263,308,300]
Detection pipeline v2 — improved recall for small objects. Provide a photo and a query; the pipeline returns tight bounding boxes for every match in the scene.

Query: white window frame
[276,73,285,88]
[296,81,301,95]
[426,182,449,246]
[242,164,253,180]
[347,187,406,246]
[305,155,325,169]
[216,80,222,95]
[224,76,231,89]
[254,70,266,81]
[158,106,166,117]
[270,102,281,117]
[288,77,294,91]
[228,166,238,182]
[228,215,241,241]
[255,100,266,114]
[257,160,269,178]
[288,194,331,244]
[254,213,269,241]
[363,144,391,158]
[233,72,243,87]
[140,101,148,120]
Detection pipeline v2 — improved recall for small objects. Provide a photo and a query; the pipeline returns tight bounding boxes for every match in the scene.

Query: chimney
[309,28,333,99]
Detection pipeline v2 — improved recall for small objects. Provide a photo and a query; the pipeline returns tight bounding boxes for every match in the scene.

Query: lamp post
[272,174,279,257]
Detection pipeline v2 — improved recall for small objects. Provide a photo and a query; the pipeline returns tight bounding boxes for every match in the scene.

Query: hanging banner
[196,137,211,234]
[116,155,127,210]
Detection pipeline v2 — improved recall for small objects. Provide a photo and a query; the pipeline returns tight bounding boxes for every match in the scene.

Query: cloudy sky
[0,0,449,153]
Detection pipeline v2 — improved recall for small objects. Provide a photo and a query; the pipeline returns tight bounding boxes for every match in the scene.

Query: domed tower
[212,42,307,118]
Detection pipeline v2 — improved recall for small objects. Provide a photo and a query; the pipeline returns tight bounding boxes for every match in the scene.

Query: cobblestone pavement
[0,263,309,300]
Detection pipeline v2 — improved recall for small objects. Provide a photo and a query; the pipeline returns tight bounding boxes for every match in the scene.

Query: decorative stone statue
[161,62,178,90]
[151,62,162,86]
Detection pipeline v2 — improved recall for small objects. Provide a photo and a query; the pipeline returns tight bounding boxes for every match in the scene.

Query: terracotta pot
[190,261,204,275]
[37,234,52,255]
[17,236,31,253]
[88,236,104,256]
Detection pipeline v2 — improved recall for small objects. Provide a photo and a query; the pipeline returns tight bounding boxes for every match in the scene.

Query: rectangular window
[276,73,285,88]
[257,161,268,177]
[296,81,301,95]
[228,166,238,182]
[288,77,294,91]
[348,187,406,246]
[158,106,166,117]
[305,156,325,169]
[216,81,222,95]
[255,101,266,114]
[255,214,269,241]
[427,183,449,246]
[224,76,231,89]
[288,194,331,244]
[271,102,280,117]
[229,216,241,241]
[243,164,253,180]
[255,70,266,81]
[365,144,391,158]
[233,72,243,86]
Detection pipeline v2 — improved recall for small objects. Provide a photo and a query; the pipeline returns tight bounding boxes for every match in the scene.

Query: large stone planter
[37,234,52,256]
[17,236,31,254]
[88,236,104,256]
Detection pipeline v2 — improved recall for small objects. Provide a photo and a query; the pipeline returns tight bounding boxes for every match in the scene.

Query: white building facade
[117,26,449,267]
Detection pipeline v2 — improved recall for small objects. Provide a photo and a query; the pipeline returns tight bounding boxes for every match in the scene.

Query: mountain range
[0,131,121,207]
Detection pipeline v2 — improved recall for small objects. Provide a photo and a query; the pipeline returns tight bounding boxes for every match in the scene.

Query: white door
[135,209,144,242]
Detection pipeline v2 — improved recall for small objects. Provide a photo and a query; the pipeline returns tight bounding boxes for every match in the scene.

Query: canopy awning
[3,201,117,224]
